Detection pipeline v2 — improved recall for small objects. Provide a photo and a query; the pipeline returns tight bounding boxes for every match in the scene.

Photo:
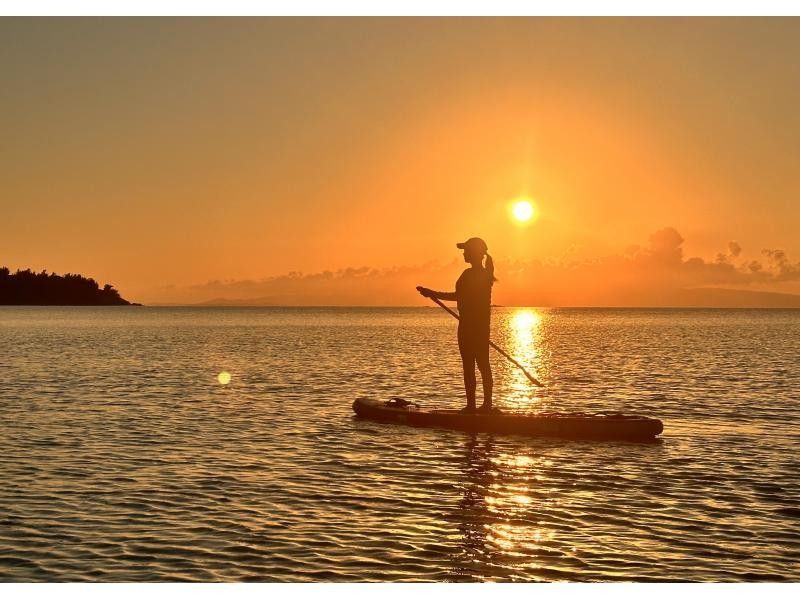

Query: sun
[510,199,536,224]
[217,371,231,385]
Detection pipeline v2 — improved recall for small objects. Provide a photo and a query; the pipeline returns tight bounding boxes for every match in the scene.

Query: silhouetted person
[417,237,497,413]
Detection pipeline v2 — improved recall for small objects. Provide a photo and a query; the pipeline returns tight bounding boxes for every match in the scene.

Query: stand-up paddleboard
[353,398,663,441]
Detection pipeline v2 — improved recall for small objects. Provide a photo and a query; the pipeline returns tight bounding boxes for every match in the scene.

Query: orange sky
[2,18,799,305]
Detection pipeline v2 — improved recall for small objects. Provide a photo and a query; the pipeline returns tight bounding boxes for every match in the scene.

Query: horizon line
[134,303,800,309]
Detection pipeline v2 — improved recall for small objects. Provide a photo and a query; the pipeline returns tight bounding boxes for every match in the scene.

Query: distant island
[0,267,139,305]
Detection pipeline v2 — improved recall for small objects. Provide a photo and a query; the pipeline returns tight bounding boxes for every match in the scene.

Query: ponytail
[484,253,497,285]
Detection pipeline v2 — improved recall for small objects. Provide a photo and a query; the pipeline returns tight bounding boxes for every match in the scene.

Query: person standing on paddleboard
[417,237,497,413]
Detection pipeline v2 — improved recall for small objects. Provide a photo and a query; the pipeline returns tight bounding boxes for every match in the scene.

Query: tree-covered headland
[0,268,138,305]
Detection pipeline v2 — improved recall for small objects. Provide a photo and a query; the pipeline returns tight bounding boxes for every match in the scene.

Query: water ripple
[1,306,799,581]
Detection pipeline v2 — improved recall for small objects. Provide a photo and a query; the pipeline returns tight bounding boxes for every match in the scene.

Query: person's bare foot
[460,406,477,414]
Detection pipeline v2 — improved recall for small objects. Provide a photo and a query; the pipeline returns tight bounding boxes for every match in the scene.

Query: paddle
[418,289,544,387]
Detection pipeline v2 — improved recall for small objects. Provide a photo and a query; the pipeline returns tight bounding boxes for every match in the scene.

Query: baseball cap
[456,237,488,253]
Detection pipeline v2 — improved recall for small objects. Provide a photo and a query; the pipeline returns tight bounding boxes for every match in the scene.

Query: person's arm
[416,286,457,301]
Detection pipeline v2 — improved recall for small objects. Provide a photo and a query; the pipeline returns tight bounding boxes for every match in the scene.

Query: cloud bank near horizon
[145,228,800,306]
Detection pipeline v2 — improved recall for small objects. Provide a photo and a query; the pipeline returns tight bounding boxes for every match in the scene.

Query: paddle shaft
[426,295,544,387]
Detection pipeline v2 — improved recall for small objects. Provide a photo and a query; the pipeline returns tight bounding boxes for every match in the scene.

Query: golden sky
[2,18,799,304]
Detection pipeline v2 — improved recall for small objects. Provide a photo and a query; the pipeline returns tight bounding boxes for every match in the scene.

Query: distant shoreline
[157,286,800,309]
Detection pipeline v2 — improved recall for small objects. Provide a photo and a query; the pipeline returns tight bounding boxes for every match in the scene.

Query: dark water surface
[1,307,799,581]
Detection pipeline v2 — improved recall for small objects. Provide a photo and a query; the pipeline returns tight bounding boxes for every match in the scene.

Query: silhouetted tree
[0,267,136,305]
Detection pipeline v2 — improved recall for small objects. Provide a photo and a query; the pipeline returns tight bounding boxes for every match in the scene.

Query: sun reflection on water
[487,523,555,553]
[456,435,572,581]
[503,309,546,411]
[512,309,542,338]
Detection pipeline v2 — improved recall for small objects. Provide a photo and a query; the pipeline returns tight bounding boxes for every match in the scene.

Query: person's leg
[459,334,477,410]
[476,350,493,409]
[460,353,477,410]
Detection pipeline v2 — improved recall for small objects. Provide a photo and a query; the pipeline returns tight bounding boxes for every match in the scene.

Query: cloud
[150,263,464,306]
[647,227,684,264]
[761,249,800,281]
[145,228,800,306]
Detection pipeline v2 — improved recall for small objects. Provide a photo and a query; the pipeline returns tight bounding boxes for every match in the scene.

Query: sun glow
[510,199,536,224]
[217,371,232,385]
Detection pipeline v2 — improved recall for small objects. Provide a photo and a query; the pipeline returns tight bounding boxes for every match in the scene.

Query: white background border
[1,5,798,595]
[2,1,800,17]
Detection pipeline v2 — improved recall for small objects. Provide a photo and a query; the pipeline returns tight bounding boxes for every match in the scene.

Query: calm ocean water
[1,306,799,582]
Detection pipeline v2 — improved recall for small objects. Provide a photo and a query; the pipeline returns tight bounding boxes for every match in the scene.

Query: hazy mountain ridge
[189,287,800,308]
[142,228,800,306]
